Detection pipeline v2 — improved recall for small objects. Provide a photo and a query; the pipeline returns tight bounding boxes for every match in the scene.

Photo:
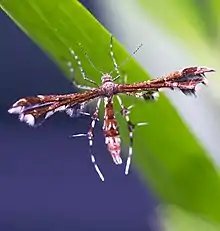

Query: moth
[8,36,215,181]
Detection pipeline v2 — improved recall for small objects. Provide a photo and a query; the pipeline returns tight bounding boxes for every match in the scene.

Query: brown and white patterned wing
[8,89,101,127]
[117,66,215,95]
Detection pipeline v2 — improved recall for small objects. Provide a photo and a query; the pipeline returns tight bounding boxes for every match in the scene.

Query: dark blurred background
[0,1,159,230]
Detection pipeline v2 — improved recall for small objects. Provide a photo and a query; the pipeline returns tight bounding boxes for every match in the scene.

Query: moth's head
[101,73,114,84]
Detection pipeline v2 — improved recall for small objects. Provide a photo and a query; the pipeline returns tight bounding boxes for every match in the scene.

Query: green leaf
[1,0,220,223]
[160,205,220,231]
[138,0,220,61]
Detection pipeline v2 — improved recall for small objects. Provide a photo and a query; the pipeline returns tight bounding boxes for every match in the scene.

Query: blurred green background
[98,0,220,229]
[1,0,220,230]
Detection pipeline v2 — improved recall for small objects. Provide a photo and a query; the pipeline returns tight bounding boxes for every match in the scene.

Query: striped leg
[77,42,104,75]
[116,95,147,175]
[118,71,128,84]
[69,48,98,88]
[67,61,94,91]
[109,35,143,82]
[109,35,120,76]
[71,98,104,181]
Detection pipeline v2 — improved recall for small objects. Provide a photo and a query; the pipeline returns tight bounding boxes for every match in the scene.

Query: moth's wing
[65,97,99,118]
[8,89,100,127]
[118,66,214,97]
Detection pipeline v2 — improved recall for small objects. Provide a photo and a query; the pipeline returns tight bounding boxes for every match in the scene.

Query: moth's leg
[116,95,147,175]
[67,61,95,90]
[69,48,98,88]
[109,35,120,77]
[70,98,104,181]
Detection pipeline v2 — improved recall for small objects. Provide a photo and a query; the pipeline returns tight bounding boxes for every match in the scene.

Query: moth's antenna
[78,43,104,75]
[109,43,143,75]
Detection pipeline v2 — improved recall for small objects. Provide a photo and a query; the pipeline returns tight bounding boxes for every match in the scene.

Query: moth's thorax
[100,73,116,97]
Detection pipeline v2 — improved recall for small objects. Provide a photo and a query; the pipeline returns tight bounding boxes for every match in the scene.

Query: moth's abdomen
[105,135,122,165]
[103,99,122,165]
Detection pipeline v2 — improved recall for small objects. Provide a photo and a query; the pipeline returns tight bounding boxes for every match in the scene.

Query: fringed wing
[8,89,101,127]
[117,66,215,96]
